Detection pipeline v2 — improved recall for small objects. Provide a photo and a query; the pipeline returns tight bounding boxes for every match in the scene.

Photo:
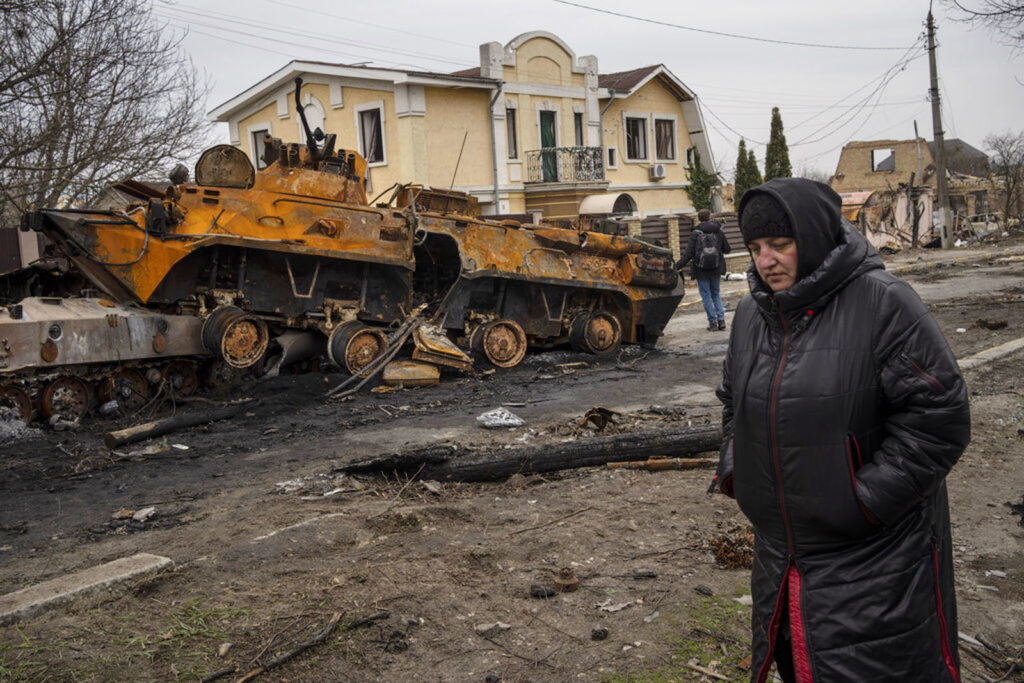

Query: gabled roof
[209,60,497,121]
[926,138,990,175]
[599,66,660,92]
[598,64,694,101]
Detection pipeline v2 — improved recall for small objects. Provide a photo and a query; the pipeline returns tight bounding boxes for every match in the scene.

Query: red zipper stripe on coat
[756,566,791,683]
[909,360,945,393]
[931,545,961,682]
[846,435,879,525]
[787,567,814,682]
[771,309,796,553]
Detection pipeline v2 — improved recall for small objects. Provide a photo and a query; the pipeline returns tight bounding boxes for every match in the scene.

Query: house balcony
[524,146,605,184]
[522,147,609,222]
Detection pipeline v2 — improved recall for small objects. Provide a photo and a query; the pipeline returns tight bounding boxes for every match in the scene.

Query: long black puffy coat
[715,179,970,682]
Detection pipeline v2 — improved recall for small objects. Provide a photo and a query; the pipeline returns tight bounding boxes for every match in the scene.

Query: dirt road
[1,240,1022,681]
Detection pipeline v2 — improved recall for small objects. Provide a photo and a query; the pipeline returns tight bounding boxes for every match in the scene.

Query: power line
[158,6,471,70]
[788,43,927,147]
[551,0,918,51]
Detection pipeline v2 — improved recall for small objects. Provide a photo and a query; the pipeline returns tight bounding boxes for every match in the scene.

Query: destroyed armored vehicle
[3,79,682,423]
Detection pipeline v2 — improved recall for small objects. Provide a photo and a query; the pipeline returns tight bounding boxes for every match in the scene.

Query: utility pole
[927,10,953,248]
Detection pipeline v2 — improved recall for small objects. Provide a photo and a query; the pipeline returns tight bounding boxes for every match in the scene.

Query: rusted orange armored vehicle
[4,79,682,423]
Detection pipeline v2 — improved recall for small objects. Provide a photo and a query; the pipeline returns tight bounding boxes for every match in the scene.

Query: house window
[606,146,618,169]
[685,146,695,166]
[506,108,518,159]
[871,148,894,172]
[251,129,269,170]
[654,118,676,161]
[574,112,584,146]
[356,103,386,165]
[625,116,648,160]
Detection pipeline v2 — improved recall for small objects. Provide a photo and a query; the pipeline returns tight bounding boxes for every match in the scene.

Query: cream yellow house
[209,31,714,222]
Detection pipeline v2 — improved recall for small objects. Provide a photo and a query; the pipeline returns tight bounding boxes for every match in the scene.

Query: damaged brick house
[832,137,995,217]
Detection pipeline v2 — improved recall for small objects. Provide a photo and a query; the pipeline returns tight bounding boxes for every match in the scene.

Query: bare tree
[796,165,832,184]
[983,130,1024,226]
[946,1,1024,47]
[0,0,211,225]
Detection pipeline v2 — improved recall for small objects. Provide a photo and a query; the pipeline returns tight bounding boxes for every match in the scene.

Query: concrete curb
[958,337,1024,370]
[0,553,173,625]
[889,248,1024,275]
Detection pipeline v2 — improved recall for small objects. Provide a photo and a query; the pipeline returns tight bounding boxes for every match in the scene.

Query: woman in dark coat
[713,178,970,682]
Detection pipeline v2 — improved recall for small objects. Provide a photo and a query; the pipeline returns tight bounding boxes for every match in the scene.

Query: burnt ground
[1,240,1023,682]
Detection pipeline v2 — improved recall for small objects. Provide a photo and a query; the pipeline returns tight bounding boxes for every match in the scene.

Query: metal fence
[524,147,604,183]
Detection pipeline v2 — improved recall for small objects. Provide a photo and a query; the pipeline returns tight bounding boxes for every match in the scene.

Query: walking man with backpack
[676,209,731,330]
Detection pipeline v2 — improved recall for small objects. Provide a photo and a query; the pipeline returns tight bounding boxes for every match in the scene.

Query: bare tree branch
[0,0,213,223]
[983,130,1024,226]
[945,1,1024,48]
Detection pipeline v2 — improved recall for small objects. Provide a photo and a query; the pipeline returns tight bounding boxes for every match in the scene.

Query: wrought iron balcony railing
[524,147,605,184]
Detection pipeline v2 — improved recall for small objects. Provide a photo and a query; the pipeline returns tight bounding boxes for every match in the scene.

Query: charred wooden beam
[339,424,722,482]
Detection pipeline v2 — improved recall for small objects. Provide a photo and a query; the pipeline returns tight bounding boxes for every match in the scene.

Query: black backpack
[695,229,721,270]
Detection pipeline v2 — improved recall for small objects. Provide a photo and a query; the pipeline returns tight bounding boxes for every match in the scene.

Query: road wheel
[569,311,622,356]
[161,360,199,396]
[328,321,388,374]
[41,376,90,421]
[99,368,149,412]
[472,319,527,368]
[0,384,33,423]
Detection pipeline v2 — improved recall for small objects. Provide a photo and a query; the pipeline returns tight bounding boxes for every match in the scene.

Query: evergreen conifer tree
[764,107,792,181]
[684,149,717,211]
[735,139,763,206]
[748,148,763,187]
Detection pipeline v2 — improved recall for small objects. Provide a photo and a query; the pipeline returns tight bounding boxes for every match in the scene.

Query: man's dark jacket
[675,220,731,280]
[715,179,970,682]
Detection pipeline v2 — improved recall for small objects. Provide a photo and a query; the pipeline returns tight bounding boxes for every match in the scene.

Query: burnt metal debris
[2,77,683,424]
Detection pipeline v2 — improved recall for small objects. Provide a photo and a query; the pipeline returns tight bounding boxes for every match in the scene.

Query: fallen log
[607,456,718,471]
[103,403,247,448]
[339,424,722,482]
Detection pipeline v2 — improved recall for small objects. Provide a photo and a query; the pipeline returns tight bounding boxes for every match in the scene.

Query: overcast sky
[159,0,1024,180]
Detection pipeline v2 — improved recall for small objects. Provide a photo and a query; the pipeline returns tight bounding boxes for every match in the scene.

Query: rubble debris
[476,407,525,429]
[412,325,472,371]
[103,403,247,448]
[382,360,440,387]
[217,642,232,658]
[632,568,658,580]
[591,627,609,641]
[597,599,636,612]
[554,567,579,593]
[578,406,620,431]
[732,595,754,606]
[693,585,715,597]
[0,406,35,441]
[112,508,134,520]
[132,507,156,523]
[973,318,1008,330]
[339,424,721,483]
[708,526,755,570]
[474,621,512,637]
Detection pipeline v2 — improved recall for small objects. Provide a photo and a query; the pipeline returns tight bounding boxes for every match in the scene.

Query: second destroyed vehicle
[6,79,683,423]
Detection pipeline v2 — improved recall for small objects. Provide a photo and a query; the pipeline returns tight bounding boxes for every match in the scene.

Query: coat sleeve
[711,323,737,497]
[720,230,732,255]
[855,279,971,526]
[675,232,696,271]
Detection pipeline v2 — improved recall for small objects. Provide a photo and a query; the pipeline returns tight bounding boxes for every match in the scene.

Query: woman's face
[748,237,798,292]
